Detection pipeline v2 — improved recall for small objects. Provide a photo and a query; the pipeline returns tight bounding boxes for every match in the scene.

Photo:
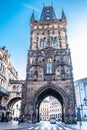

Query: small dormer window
[46,16,50,20]
[47,9,49,12]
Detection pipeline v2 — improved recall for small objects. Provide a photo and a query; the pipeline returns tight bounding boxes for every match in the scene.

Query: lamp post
[81,104,83,121]
[77,106,82,130]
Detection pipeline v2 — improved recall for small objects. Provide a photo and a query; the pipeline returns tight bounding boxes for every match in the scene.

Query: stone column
[24,100,37,123]
[64,103,76,124]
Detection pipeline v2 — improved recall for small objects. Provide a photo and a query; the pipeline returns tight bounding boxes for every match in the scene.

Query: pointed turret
[61,8,66,20]
[30,10,34,21]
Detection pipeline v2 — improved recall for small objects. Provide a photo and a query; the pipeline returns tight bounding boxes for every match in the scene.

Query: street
[19,121,75,130]
[0,120,87,130]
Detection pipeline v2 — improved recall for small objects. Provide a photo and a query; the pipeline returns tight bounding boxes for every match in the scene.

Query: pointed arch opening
[33,83,69,123]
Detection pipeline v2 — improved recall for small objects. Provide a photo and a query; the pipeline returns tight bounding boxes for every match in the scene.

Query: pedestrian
[18,118,21,125]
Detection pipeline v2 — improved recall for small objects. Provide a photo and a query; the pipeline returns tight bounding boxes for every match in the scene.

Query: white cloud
[21,2,40,13]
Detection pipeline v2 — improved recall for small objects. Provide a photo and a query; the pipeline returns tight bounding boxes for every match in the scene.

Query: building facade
[49,96,62,120]
[39,99,50,121]
[12,100,21,119]
[21,5,76,124]
[39,97,62,121]
[0,47,18,121]
[74,78,87,121]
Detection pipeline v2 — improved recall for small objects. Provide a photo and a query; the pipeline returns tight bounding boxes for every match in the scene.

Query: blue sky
[0,0,87,80]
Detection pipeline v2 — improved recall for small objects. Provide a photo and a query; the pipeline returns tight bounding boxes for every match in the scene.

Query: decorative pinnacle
[61,7,66,20]
[31,9,34,21]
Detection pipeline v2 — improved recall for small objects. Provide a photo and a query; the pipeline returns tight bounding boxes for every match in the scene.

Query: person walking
[18,118,21,125]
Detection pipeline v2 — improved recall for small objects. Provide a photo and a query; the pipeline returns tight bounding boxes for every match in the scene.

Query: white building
[0,47,18,121]
[49,96,62,120]
[74,78,87,121]
[12,100,21,118]
[39,99,50,121]
[39,96,62,121]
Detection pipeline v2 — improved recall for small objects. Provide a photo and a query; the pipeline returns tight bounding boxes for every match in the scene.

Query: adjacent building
[39,97,62,121]
[12,100,21,119]
[74,78,87,120]
[0,47,18,121]
[39,99,50,121]
[49,96,62,120]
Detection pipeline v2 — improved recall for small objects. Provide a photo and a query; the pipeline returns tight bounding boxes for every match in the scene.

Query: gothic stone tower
[21,5,76,124]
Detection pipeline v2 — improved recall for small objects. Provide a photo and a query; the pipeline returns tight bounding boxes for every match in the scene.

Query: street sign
[68,109,73,115]
[29,110,33,115]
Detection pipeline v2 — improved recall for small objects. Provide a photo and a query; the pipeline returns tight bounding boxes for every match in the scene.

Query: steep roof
[40,6,57,21]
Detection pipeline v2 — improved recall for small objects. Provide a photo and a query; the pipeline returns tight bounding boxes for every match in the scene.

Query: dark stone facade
[21,5,76,124]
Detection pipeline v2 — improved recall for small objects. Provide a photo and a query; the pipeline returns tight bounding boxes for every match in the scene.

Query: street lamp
[77,106,82,130]
[81,104,83,121]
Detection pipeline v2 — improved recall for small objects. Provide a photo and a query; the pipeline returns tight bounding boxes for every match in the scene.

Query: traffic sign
[29,110,33,115]
[68,109,73,115]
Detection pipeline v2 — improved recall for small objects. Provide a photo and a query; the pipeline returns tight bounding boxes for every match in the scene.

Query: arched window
[17,86,19,92]
[46,58,53,74]
[13,85,16,92]
[43,38,46,47]
[40,39,43,47]
[52,37,57,46]
[46,63,52,74]
[40,38,46,47]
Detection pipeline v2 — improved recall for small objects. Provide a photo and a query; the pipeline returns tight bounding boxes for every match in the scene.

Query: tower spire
[40,5,56,21]
[31,10,34,21]
[61,7,66,20]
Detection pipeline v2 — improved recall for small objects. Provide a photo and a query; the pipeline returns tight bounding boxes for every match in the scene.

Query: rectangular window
[40,39,43,47]
[46,63,52,74]
[52,38,57,46]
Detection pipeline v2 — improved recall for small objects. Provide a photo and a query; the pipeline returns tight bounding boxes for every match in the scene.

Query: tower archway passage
[21,5,76,124]
[34,83,68,123]
[22,81,76,124]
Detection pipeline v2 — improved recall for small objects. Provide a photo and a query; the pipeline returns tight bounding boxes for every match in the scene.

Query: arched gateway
[21,5,76,124]
[33,83,69,123]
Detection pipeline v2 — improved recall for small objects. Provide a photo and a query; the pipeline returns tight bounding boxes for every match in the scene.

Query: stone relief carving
[29,66,43,80]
